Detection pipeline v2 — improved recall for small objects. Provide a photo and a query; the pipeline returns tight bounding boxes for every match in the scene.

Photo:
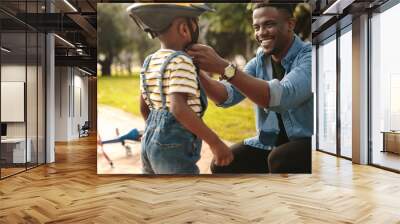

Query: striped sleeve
[167,55,198,96]
[139,76,144,93]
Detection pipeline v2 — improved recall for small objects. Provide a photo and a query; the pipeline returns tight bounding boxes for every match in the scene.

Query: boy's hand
[170,93,233,166]
[210,141,234,166]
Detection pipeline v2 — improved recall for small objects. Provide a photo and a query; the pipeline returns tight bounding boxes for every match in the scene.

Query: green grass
[98,75,256,142]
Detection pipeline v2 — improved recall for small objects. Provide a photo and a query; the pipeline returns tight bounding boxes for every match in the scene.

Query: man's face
[252,7,293,55]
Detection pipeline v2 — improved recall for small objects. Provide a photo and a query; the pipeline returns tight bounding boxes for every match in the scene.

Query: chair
[79,121,90,138]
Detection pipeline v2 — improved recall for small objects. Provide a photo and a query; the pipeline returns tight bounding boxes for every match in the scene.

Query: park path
[97,105,219,174]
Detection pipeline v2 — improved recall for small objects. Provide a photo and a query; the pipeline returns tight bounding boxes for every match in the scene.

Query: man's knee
[267,153,286,173]
[268,149,311,173]
[210,161,219,173]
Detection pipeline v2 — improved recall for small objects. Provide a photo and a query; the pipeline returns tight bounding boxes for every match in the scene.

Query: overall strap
[140,54,154,109]
[158,51,188,109]
[197,73,208,117]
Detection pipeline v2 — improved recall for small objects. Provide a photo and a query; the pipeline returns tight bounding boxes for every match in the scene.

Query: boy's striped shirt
[140,49,202,115]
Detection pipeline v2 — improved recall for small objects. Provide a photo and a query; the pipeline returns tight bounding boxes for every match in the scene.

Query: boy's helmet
[127,3,214,38]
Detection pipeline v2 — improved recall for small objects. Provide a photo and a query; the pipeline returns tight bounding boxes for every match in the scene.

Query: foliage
[98,3,259,75]
[98,3,311,75]
[97,4,129,76]
[201,3,258,60]
[119,3,160,69]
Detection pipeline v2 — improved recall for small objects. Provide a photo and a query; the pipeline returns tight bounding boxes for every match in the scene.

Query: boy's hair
[158,16,187,36]
[253,2,294,18]
[157,17,191,43]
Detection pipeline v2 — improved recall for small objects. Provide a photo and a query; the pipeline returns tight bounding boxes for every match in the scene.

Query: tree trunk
[139,54,146,68]
[101,57,112,76]
[127,54,133,75]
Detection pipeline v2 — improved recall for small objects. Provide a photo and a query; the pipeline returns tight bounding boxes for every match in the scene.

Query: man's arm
[188,45,270,108]
[199,71,247,108]
[226,68,270,108]
[140,94,150,121]
[169,92,233,166]
[268,46,312,112]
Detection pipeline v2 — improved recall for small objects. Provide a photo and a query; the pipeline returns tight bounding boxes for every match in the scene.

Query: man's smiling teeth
[261,39,272,44]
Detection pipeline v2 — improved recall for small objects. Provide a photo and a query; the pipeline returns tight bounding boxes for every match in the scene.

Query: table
[381,131,400,154]
[1,138,31,163]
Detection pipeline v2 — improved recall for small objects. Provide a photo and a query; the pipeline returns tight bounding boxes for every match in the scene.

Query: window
[317,35,337,154]
[370,2,400,171]
[0,1,47,179]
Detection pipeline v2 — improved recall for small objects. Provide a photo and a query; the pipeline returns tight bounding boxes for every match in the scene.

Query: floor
[0,135,400,223]
[0,163,43,179]
[372,150,400,171]
[0,167,25,177]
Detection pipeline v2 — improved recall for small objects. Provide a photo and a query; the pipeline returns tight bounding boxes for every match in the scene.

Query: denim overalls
[140,51,208,174]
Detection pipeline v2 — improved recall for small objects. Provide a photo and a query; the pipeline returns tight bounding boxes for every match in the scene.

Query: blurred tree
[201,3,310,60]
[98,4,127,76]
[120,3,159,75]
[100,3,311,75]
[201,3,257,61]
[294,3,312,42]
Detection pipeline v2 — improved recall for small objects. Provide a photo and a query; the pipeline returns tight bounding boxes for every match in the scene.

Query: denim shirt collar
[256,34,303,71]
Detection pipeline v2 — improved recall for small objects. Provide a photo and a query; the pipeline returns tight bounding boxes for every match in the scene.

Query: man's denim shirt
[218,35,313,150]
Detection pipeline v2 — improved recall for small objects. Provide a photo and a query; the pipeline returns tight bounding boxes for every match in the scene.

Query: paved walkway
[98,105,219,174]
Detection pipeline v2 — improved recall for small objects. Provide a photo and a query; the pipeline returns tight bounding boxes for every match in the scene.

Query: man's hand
[191,44,270,108]
[199,70,212,78]
[209,141,234,166]
[186,44,229,75]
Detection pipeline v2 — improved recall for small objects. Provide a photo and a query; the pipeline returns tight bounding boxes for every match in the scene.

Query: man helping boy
[127,3,233,174]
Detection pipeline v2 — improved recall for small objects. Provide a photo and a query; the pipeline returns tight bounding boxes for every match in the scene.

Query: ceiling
[312,0,390,43]
[1,0,392,74]
[0,0,97,75]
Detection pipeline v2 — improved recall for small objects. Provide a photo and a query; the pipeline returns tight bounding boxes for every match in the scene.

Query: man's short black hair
[253,2,294,18]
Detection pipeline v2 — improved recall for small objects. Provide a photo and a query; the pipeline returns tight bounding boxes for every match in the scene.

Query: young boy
[127,3,233,174]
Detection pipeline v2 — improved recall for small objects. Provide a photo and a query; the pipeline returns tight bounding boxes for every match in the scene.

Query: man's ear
[287,18,296,33]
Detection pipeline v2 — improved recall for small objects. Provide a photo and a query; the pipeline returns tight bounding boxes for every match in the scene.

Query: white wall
[54,67,89,141]
[55,67,69,141]
[1,63,46,164]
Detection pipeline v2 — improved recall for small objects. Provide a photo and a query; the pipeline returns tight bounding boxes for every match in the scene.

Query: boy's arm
[197,71,228,105]
[140,94,150,121]
[170,92,233,166]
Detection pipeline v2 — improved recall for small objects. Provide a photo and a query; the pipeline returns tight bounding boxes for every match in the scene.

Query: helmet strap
[184,18,201,75]
[184,18,199,50]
